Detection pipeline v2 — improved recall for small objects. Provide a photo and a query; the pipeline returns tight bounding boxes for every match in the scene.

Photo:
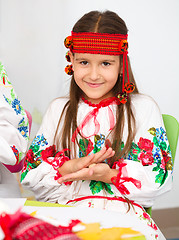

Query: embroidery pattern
[3,89,24,115]
[2,71,29,140]
[89,180,113,195]
[138,211,158,239]
[125,127,172,186]
[41,145,72,185]
[21,134,48,181]
[79,134,114,195]
[11,145,23,164]
[0,62,12,86]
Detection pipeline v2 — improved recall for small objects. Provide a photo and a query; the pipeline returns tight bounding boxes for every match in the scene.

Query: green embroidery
[153,136,160,147]
[79,134,113,195]
[21,134,48,181]
[0,62,12,85]
[129,142,142,162]
[155,169,168,185]
[79,138,89,157]
[159,142,167,151]
[89,180,113,195]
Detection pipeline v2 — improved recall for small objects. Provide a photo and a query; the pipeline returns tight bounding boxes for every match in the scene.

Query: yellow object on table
[76,222,146,240]
[24,200,71,207]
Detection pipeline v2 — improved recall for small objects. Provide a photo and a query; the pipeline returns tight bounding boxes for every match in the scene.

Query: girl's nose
[89,66,100,81]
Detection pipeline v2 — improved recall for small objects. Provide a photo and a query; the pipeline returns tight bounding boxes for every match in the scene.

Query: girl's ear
[69,51,74,65]
[119,55,123,75]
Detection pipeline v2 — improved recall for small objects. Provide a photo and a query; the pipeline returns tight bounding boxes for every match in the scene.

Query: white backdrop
[0,0,179,209]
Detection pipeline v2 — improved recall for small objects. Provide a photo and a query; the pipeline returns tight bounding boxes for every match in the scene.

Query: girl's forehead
[74,53,119,61]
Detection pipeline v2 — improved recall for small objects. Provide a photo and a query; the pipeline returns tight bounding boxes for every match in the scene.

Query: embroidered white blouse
[21,94,172,208]
[0,62,29,197]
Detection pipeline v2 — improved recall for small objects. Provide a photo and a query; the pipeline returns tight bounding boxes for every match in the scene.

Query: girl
[0,61,29,197]
[21,10,172,238]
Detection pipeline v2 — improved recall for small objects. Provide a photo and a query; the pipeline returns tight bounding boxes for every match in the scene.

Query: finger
[103,147,115,158]
[92,147,107,162]
[57,168,91,183]
[93,147,115,163]
[105,148,115,158]
[74,153,95,171]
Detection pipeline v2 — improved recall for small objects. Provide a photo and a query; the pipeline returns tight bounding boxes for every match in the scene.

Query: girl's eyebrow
[75,58,116,62]
[103,59,116,62]
[75,58,88,61]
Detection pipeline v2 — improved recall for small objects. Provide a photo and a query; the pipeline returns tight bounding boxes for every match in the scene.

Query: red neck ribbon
[71,96,122,143]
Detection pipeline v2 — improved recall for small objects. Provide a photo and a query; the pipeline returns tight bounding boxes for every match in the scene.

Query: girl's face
[70,53,120,104]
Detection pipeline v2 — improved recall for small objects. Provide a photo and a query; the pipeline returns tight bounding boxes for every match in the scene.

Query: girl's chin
[84,95,110,104]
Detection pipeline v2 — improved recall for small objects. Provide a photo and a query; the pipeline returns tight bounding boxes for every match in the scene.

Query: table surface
[0,198,166,240]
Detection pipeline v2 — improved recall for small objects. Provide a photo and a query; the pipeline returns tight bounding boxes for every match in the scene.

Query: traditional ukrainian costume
[0,62,29,197]
[21,32,173,239]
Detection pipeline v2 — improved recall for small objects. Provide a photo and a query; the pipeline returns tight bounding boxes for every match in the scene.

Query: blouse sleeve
[112,94,173,208]
[20,98,69,202]
[0,62,29,168]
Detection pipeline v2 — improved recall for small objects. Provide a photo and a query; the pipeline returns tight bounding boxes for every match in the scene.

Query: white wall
[0,0,178,209]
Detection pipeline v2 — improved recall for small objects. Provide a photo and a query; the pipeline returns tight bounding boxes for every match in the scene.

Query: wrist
[95,168,118,183]
[105,168,119,183]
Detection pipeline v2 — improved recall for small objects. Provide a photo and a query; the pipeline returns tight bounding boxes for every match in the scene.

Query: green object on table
[24,200,72,207]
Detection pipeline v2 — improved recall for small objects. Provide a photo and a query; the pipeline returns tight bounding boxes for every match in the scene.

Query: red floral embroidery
[137,138,155,166]
[11,145,19,164]
[161,150,170,169]
[22,149,35,172]
[148,222,158,231]
[138,152,154,166]
[143,212,151,220]
[26,149,35,163]
[41,145,56,162]
[138,137,154,152]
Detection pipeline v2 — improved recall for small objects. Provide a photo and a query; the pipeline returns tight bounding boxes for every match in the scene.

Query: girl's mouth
[86,82,103,88]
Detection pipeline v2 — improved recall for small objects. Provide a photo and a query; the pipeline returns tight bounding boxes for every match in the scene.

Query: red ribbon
[111,162,141,195]
[71,97,119,142]
[122,52,130,92]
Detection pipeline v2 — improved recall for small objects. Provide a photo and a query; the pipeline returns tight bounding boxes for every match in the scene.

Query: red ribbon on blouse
[71,97,120,142]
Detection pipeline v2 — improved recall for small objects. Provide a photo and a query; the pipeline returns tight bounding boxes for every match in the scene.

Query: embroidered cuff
[111,161,141,195]
[41,145,72,185]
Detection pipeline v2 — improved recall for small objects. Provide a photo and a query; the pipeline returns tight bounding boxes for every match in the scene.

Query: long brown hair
[54,10,139,166]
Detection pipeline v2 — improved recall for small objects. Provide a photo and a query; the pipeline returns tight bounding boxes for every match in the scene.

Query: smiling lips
[86,82,104,88]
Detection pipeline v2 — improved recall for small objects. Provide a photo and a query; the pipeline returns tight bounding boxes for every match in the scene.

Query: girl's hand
[57,162,118,184]
[58,147,115,176]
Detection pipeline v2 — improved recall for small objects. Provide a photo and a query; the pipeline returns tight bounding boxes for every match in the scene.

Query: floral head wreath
[64,31,135,96]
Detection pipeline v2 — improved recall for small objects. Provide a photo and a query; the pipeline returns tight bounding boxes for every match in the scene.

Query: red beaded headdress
[64,31,135,94]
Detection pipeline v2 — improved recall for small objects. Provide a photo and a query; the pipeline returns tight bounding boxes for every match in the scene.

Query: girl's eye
[102,62,110,66]
[80,61,88,65]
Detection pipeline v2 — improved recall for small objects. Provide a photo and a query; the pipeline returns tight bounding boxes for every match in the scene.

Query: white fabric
[0,62,29,197]
[21,94,172,207]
